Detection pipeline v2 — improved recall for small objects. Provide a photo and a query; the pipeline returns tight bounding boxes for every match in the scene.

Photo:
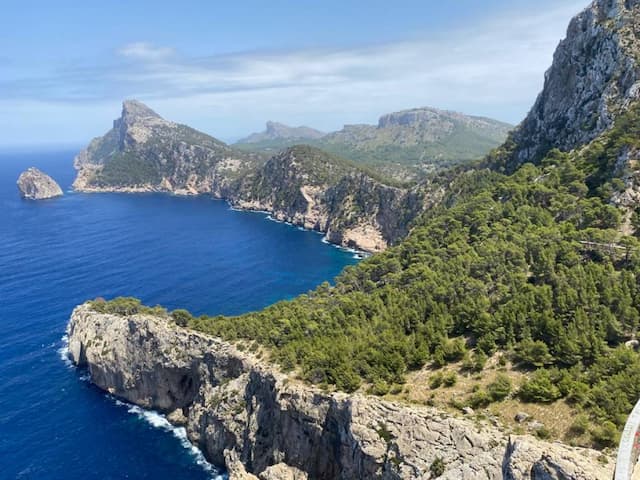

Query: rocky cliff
[66,304,613,480]
[74,103,434,252]
[73,100,258,196]
[494,0,640,172]
[230,145,434,251]
[16,167,63,200]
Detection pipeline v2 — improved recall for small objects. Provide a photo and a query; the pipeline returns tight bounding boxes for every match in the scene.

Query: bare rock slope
[67,305,612,480]
[495,0,640,171]
[17,167,63,200]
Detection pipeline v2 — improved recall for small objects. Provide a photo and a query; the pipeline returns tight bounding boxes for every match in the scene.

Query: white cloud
[116,42,175,62]
[0,0,588,146]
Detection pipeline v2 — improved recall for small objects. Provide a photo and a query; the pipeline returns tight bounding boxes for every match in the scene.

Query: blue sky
[1,0,587,148]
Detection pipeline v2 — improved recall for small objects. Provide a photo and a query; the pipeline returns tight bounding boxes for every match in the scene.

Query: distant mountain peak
[237,122,326,144]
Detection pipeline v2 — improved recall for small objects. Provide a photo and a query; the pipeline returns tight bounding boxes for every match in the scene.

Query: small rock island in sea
[17,167,63,200]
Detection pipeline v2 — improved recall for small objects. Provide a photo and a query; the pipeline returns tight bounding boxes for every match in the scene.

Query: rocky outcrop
[66,305,613,480]
[495,0,640,171]
[237,121,326,144]
[16,167,63,199]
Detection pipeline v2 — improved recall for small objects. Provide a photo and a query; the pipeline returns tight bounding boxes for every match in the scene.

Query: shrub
[591,421,619,448]
[430,457,445,478]
[171,309,192,327]
[443,372,457,387]
[487,373,512,401]
[429,372,444,389]
[468,390,491,408]
[519,370,561,403]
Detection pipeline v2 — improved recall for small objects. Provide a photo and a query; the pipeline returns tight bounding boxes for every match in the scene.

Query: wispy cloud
[0,0,587,145]
[116,42,175,62]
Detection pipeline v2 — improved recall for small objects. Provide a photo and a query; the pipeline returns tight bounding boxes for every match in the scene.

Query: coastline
[65,304,614,480]
[73,185,379,255]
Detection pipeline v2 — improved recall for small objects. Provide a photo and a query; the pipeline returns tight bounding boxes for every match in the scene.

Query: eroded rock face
[16,167,63,200]
[498,0,640,171]
[66,305,612,480]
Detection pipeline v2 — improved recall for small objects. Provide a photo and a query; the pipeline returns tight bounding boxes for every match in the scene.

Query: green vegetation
[95,152,162,187]
[89,297,166,316]
[430,457,445,478]
[94,104,640,446]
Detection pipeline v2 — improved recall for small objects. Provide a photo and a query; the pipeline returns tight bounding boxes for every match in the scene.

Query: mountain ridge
[235,106,513,178]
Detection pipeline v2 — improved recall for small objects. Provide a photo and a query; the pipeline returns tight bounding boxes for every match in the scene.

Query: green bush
[430,457,445,478]
[171,309,192,327]
[442,372,458,387]
[487,374,512,401]
[519,370,561,403]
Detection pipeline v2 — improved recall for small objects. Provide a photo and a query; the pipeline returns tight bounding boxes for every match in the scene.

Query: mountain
[73,100,259,196]
[492,0,640,172]
[94,0,640,455]
[231,145,430,251]
[318,107,512,168]
[236,107,512,177]
[236,121,326,145]
[73,103,434,252]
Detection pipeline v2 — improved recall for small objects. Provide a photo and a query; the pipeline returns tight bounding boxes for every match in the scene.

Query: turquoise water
[0,150,359,479]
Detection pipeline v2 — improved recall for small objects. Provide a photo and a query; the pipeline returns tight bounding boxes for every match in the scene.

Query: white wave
[114,400,226,479]
[58,334,74,369]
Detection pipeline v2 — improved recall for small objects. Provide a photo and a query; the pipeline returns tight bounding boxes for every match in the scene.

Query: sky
[0,0,588,148]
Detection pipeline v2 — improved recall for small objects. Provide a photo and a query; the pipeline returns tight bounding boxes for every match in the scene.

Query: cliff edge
[66,304,612,480]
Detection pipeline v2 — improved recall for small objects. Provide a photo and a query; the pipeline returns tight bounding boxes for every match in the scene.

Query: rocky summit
[16,167,63,200]
[494,0,640,171]
[67,304,612,480]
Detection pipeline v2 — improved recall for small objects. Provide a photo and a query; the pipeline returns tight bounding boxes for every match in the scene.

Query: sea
[0,149,360,479]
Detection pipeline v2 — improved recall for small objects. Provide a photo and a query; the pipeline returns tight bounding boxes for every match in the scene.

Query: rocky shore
[66,304,612,479]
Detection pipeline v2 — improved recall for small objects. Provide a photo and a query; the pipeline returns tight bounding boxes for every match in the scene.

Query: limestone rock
[495,0,640,171]
[16,167,63,200]
[66,305,613,479]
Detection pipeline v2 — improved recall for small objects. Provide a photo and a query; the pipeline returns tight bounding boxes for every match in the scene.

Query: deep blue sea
[0,150,359,479]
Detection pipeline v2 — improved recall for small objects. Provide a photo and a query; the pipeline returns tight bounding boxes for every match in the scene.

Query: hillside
[157,0,640,451]
[73,106,435,252]
[236,107,512,179]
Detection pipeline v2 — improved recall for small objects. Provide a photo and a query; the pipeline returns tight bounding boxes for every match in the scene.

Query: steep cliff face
[74,105,434,252]
[73,100,259,196]
[66,305,612,480]
[231,145,434,251]
[496,0,640,171]
[16,167,63,200]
